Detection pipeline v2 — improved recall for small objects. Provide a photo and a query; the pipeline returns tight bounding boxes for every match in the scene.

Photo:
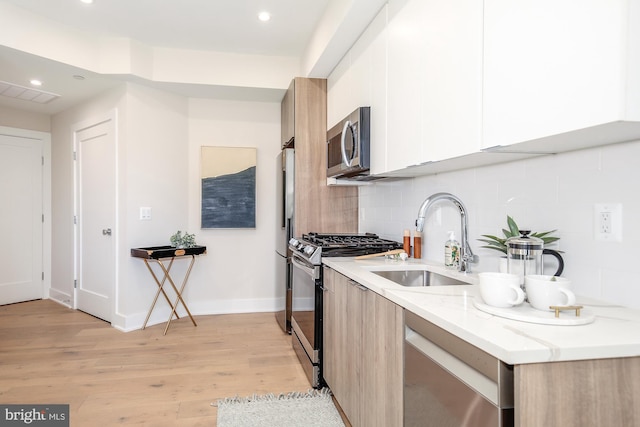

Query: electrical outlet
[599,211,611,234]
[594,204,622,242]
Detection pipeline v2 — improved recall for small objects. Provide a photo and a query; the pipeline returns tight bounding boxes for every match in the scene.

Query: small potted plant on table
[170,230,196,248]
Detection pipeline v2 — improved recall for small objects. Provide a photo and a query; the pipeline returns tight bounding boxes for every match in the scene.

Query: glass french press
[506,230,564,288]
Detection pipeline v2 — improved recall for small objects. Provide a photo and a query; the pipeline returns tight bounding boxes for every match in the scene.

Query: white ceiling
[0,0,337,115]
[3,0,331,56]
[0,44,125,115]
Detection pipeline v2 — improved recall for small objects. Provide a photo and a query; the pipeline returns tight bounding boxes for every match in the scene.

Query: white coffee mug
[478,272,525,308]
[525,275,576,311]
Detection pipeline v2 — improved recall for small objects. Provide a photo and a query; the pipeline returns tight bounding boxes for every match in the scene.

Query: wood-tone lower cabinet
[515,357,640,427]
[323,267,403,427]
[323,266,362,424]
[361,283,404,427]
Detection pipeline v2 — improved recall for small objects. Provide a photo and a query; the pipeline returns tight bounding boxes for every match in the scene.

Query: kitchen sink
[371,269,468,287]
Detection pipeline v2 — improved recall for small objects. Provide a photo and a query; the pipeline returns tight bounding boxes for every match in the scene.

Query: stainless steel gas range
[288,233,402,388]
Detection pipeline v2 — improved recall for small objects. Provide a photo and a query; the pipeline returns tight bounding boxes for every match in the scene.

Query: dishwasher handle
[406,326,500,407]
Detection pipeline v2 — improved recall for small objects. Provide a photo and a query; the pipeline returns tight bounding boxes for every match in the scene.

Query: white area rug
[215,388,345,427]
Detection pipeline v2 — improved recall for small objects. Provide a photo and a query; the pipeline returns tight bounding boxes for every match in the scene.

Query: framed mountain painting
[201,146,256,229]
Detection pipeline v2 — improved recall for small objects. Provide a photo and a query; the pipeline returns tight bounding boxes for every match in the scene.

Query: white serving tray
[473,300,595,326]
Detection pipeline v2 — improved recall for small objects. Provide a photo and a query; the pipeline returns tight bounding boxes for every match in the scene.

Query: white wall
[359,139,640,309]
[185,98,281,315]
[48,83,282,330]
[118,84,190,328]
[0,105,50,132]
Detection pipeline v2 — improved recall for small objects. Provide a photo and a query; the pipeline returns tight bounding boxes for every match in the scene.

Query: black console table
[131,245,207,335]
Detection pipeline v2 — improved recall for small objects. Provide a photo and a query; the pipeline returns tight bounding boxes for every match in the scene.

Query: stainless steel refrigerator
[275,147,294,333]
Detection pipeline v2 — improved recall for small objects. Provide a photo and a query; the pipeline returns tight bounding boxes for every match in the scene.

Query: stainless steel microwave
[327,107,370,179]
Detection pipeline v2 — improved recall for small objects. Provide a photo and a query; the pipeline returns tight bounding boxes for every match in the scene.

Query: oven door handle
[291,255,320,280]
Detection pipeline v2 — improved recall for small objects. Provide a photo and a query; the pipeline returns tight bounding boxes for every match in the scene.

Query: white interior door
[75,113,116,322]
[0,132,44,305]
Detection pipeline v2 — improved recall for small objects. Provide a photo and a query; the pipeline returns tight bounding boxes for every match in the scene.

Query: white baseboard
[48,289,72,308]
[111,297,282,332]
[45,296,284,332]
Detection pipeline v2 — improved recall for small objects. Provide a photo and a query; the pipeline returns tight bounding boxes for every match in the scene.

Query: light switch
[140,207,152,220]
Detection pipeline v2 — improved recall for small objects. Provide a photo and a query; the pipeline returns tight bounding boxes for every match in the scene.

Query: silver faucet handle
[459,250,478,273]
[462,245,477,263]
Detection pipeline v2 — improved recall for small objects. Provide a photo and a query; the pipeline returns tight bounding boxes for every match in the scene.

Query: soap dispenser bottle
[445,231,460,269]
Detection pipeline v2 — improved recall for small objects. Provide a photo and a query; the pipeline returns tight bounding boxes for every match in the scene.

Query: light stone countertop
[322,257,640,365]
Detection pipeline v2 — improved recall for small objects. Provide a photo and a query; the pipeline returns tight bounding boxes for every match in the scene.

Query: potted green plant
[478,216,560,255]
[170,230,196,248]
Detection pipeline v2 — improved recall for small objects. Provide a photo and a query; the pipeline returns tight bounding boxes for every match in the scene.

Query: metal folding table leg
[157,255,198,335]
[141,258,181,330]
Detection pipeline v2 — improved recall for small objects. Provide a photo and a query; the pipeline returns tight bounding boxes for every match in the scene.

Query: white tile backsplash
[359,139,640,309]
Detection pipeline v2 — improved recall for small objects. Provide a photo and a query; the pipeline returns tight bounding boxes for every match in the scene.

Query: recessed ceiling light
[80,0,94,4]
[30,79,42,86]
[258,11,271,22]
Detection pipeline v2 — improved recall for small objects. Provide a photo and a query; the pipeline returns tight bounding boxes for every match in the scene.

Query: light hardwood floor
[0,299,313,426]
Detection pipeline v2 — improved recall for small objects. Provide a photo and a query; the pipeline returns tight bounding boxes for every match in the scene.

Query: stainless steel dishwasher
[404,311,514,427]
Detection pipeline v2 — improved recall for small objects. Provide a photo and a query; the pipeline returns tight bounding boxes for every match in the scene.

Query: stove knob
[304,246,315,255]
[297,243,305,251]
[289,238,299,246]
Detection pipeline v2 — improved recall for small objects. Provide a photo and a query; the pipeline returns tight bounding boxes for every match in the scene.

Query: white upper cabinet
[386,0,483,174]
[385,0,424,173]
[328,0,483,177]
[327,6,388,174]
[419,0,483,162]
[328,0,640,179]
[327,54,352,130]
[483,0,640,152]
[360,8,388,175]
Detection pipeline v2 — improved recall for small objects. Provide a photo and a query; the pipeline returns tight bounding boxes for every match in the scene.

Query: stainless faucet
[415,192,477,273]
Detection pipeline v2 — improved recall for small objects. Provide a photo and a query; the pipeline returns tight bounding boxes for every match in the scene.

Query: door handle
[102,228,112,236]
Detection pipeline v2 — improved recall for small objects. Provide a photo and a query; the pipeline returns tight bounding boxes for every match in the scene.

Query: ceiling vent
[0,80,60,104]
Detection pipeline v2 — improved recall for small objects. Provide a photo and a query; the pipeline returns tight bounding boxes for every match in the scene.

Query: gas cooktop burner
[304,232,399,246]
[297,232,403,260]
[290,233,402,265]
